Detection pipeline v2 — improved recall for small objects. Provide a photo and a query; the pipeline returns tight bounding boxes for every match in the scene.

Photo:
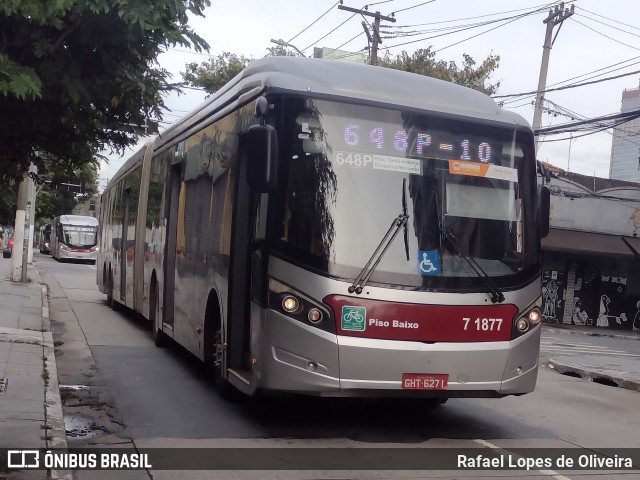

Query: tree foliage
[182,52,252,93]
[181,46,500,97]
[181,46,298,94]
[0,0,210,183]
[378,48,501,96]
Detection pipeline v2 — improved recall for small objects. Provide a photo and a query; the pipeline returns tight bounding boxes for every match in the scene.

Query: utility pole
[338,4,395,65]
[532,2,574,151]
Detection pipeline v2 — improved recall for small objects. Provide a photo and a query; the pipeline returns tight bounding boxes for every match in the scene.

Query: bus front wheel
[150,280,170,348]
[205,296,236,400]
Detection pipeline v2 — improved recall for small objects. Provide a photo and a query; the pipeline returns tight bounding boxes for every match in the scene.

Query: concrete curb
[542,324,640,341]
[33,266,72,480]
[547,357,640,393]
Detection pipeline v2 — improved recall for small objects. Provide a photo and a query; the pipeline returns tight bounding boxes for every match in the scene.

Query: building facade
[609,84,640,182]
[539,163,640,332]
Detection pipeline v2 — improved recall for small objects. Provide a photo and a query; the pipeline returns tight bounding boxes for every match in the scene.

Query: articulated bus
[39,223,52,254]
[51,214,99,263]
[97,57,550,400]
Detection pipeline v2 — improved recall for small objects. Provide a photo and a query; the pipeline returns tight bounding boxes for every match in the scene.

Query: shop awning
[542,229,640,257]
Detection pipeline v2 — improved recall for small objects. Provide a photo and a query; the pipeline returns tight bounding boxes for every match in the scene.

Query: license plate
[401,373,448,390]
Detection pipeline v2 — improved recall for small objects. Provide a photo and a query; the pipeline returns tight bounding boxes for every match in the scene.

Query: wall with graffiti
[542,256,640,331]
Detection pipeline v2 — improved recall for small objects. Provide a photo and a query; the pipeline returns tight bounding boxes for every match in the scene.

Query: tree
[378,48,500,96]
[181,46,500,97]
[19,158,99,232]
[181,47,297,94]
[0,0,211,180]
[182,52,251,93]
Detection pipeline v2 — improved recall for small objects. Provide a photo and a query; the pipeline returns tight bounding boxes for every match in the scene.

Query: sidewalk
[542,322,640,393]
[0,256,67,479]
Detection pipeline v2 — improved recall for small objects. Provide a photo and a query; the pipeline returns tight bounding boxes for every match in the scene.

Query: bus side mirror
[245,124,277,193]
[538,185,550,239]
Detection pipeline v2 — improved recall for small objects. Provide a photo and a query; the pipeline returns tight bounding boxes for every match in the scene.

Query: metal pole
[371,13,381,65]
[532,3,574,152]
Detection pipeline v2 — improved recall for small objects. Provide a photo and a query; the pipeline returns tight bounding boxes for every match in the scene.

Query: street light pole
[270,39,306,57]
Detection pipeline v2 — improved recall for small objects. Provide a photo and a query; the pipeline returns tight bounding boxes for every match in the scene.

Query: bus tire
[150,278,170,348]
[205,294,236,400]
[107,270,120,311]
[106,268,113,306]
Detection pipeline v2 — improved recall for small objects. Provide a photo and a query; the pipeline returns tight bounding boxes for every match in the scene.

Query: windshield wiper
[440,227,505,303]
[430,189,504,303]
[349,180,409,295]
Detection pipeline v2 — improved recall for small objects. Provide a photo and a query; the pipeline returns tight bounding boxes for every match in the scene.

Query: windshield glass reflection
[272,97,538,290]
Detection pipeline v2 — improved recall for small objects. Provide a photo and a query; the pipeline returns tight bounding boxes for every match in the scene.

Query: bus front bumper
[58,248,97,261]
[256,312,540,397]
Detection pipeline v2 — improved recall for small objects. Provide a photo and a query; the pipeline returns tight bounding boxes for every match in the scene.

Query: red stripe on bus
[324,295,518,342]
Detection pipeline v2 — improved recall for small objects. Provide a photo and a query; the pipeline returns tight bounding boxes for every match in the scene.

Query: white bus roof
[57,215,99,226]
[156,56,529,152]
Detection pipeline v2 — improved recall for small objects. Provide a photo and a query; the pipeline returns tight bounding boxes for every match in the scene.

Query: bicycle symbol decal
[341,306,367,331]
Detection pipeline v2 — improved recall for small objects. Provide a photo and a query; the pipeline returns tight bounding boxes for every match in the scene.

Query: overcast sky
[99,0,640,188]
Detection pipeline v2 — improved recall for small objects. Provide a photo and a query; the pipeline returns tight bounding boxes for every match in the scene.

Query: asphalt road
[35,254,640,480]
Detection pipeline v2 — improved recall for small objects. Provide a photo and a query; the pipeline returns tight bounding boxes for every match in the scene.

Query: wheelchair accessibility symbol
[418,250,440,276]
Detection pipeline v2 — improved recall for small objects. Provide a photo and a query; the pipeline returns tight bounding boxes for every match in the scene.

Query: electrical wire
[576,6,640,33]
[389,0,435,16]
[433,10,530,54]
[386,1,562,29]
[300,8,360,52]
[382,5,549,50]
[493,68,640,99]
[323,31,368,59]
[573,11,640,39]
[570,17,640,51]
[535,110,640,135]
[287,1,340,44]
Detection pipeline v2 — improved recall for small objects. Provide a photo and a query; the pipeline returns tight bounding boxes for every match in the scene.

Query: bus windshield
[61,225,98,248]
[272,97,539,290]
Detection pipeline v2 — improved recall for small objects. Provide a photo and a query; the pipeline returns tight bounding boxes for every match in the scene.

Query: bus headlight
[511,297,542,339]
[516,318,529,332]
[268,278,334,333]
[308,308,323,324]
[282,295,301,314]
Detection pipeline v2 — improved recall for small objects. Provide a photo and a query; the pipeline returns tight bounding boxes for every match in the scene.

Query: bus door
[227,140,261,375]
[120,188,131,302]
[163,158,183,333]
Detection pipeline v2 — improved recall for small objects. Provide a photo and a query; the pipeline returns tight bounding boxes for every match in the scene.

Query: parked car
[3,237,13,258]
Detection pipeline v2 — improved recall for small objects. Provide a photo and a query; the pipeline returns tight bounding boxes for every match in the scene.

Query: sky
[99,0,640,189]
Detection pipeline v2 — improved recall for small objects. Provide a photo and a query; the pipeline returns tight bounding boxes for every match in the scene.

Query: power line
[493,68,640,99]
[382,5,548,50]
[576,6,640,33]
[387,1,561,29]
[301,8,360,52]
[287,1,340,44]
[499,55,640,107]
[570,17,640,51]
[573,11,640,39]
[535,110,640,135]
[433,8,532,54]
[389,0,435,16]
